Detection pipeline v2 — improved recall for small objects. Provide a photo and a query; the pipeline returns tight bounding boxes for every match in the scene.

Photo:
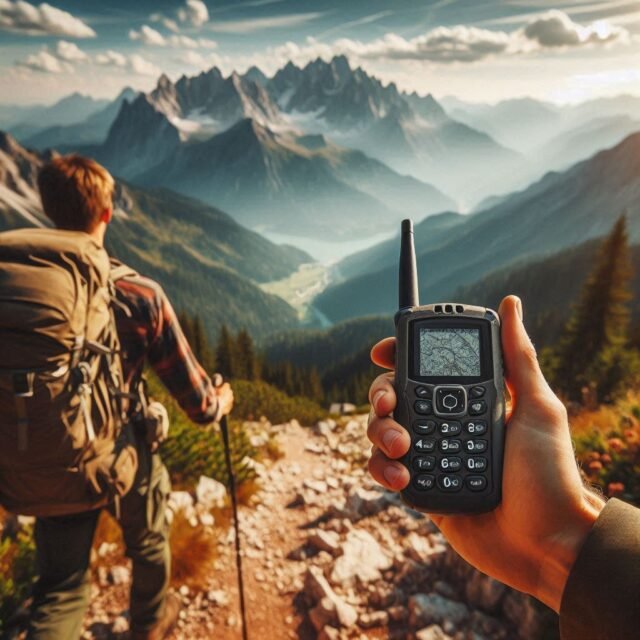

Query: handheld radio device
[394,219,505,514]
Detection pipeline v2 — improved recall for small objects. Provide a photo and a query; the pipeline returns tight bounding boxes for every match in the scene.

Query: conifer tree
[552,215,636,400]
[192,315,215,373]
[236,329,260,380]
[216,325,236,380]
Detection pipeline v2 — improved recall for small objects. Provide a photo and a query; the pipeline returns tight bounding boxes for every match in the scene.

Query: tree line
[177,315,327,404]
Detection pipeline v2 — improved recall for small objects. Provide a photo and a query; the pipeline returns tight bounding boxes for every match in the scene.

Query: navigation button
[414,400,433,415]
[415,386,431,399]
[413,474,435,491]
[470,386,486,398]
[434,387,466,415]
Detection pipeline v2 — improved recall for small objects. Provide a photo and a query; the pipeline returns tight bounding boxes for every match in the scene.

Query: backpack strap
[110,261,139,283]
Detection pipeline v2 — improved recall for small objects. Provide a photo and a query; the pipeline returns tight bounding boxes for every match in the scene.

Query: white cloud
[177,0,209,28]
[93,50,159,77]
[130,53,160,77]
[95,49,127,67]
[129,24,216,49]
[0,0,96,38]
[269,10,630,67]
[129,24,166,46]
[168,34,217,49]
[18,49,71,73]
[55,40,88,62]
[523,10,627,48]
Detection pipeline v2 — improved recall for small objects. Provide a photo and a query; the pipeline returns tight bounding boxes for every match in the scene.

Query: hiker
[366,295,640,640]
[0,155,234,640]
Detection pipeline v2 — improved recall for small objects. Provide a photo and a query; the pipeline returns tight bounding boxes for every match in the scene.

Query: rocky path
[77,417,554,640]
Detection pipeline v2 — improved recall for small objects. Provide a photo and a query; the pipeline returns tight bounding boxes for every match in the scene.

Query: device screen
[419,327,481,377]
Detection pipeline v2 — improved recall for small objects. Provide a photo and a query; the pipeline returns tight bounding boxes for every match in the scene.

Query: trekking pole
[216,379,249,640]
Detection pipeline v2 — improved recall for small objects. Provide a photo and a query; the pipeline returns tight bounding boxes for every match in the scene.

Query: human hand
[366,295,605,612]
[213,376,234,417]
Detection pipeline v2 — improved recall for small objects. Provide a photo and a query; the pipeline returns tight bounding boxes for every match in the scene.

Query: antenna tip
[401,219,413,233]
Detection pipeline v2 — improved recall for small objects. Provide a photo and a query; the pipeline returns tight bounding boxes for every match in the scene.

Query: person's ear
[101,207,113,224]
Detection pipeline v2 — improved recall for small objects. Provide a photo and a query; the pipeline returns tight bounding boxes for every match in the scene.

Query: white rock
[330,529,392,587]
[109,565,131,586]
[196,476,227,510]
[415,624,453,640]
[207,589,229,606]
[309,530,341,556]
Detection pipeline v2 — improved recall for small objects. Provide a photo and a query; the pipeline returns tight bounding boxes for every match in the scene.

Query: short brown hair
[38,155,115,232]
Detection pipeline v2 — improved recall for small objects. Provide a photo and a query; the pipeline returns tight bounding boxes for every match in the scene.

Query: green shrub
[0,525,36,633]
[230,379,327,425]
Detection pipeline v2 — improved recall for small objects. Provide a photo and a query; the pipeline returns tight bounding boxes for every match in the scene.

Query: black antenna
[398,218,419,311]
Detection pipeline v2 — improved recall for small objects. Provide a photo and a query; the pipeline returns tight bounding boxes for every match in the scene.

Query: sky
[0,0,639,105]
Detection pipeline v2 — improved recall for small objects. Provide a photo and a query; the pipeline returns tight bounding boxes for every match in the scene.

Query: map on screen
[419,328,481,377]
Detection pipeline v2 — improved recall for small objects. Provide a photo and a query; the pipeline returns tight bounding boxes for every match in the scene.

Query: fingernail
[382,429,400,453]
[372,389,386,412]
[383,465,403,486]
[515,296,523,321]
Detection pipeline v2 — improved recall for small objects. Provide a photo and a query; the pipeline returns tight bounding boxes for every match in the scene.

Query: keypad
[406,383,492,496]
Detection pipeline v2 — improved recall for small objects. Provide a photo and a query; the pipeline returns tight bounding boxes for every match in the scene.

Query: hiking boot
[131,593,180,640]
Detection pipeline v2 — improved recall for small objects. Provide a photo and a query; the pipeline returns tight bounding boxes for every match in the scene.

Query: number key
[465,420,487,435]
[437,475,462,492]
[439,456,462,472]
[439,421,461,436]
[414,474,435,491]
[439,438,461,453]
[467,456,488,471]
[414,438,436,453]
[413,456,435,472]
[465,439,488,453]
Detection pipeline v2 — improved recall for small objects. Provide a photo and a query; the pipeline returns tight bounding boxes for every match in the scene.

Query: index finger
[371,337,395,370]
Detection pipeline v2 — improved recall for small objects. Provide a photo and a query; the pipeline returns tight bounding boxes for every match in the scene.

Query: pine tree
[192,315,215,373]
[216,325,236,380]
[236,329,260,380]
[552,215,636,401]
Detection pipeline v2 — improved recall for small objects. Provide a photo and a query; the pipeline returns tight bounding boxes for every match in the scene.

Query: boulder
[408,594,469,629]
[304,566,358,630]
[345,487,389,519]
[415,625,452,640]
[309,529,341,556]
[330,529,392,587]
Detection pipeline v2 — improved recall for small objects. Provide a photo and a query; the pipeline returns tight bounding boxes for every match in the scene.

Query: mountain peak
[156,73,173,90]
[0,130,19,154]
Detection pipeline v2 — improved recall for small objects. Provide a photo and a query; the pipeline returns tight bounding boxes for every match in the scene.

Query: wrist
[536,490,605,612]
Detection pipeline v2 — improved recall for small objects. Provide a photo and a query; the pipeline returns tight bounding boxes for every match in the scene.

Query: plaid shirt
[112,266,220,424]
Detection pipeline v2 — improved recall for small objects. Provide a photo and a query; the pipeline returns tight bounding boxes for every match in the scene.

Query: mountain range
[315,131,640,323]
[0,132,309,339]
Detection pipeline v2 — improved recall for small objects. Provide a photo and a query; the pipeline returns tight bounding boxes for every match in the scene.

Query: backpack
[0,228,137,517]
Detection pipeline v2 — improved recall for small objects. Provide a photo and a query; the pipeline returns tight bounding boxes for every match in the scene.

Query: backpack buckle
[13,372,35,398]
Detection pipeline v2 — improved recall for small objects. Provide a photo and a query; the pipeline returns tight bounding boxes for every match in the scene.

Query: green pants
[27,442,172,640]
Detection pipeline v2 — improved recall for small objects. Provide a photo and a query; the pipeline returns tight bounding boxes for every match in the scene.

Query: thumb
[498,295,549,403]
